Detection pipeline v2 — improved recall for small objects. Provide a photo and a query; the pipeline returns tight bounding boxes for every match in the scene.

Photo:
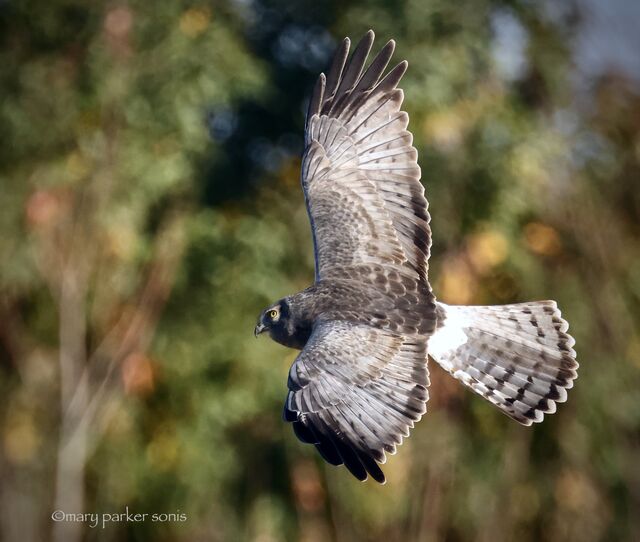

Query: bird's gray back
[296,272,436,337]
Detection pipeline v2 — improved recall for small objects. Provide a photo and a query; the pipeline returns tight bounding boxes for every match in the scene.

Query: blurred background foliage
[1,0,639,541]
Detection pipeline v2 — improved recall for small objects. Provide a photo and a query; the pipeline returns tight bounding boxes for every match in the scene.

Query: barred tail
[428,301,578,425]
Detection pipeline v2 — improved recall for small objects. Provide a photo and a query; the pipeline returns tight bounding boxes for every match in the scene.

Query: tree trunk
[52,272,89,542]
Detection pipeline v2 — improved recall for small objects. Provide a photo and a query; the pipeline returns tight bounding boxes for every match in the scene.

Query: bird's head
[254,297,312,349]
[255,301,288,340]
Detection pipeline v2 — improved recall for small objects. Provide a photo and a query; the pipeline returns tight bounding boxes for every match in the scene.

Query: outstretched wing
[283,319,429,483]
[302,30,431,285]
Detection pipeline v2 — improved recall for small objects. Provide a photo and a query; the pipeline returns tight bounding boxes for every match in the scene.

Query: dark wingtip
[339,37,351,58]
[306,72,326,123]
[332,438,368,481]
[355,449,386,484]
[376,60,408,92]
[325,37,351,97]
[369,466,386,484]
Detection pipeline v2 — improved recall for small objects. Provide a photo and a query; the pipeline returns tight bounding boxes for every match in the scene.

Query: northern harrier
[255,30,578,483]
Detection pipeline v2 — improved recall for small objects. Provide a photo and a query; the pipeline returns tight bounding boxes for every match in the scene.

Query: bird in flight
[254,30,578,484]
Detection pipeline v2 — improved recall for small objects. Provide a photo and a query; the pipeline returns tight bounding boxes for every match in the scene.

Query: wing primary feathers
[331,436,368,481]
[324,37,350,104]
[356,450,386,484]
[347,89,404,133]
[328,30,375,115]
[374,60,408,94]
[292,419,315,442]
[315,440,344,466]
[315,440,344,467]
[352,39,396,96]
[306,73,326,129]
[305,414,345,465]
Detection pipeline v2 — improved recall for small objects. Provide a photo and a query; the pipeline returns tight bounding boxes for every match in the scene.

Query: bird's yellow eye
[268,309,279,319]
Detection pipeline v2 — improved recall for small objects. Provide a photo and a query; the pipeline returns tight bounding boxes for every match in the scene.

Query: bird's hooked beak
[254,322,266,337]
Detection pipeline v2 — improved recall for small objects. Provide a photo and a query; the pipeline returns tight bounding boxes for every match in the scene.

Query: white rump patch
[427,305,468,371]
